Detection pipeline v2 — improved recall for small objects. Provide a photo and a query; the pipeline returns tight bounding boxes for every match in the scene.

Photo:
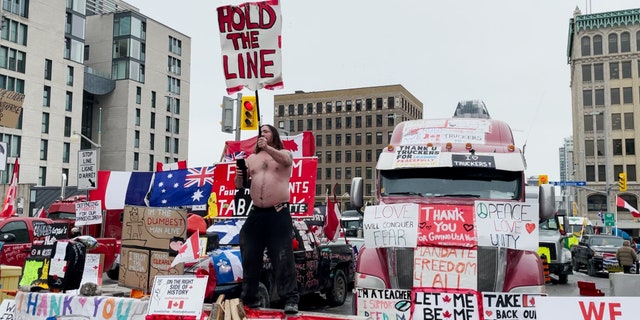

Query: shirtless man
[235,124,299,313]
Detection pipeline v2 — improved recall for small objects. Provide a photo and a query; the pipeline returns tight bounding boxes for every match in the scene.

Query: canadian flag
[324,187,341,242]
[1,158,19,218]
[223,131,315,162]
[167,300,185,309]
[170,232,201,268]
[616,196,640,218]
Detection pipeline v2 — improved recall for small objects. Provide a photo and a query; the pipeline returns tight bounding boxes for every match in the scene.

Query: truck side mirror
[0,233,16,243]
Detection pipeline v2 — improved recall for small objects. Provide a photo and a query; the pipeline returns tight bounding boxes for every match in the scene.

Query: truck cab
[350,102,555,315]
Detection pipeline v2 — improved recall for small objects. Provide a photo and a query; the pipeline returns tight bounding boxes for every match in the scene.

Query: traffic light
[220,96,234,133]
[619,172,627,192]
[240,96,258,130]
[538,174,548,185]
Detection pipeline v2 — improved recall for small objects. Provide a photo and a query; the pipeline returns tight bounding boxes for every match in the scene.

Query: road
[102,271,614,317]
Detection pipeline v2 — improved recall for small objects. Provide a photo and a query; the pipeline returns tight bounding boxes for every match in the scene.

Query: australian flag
[149,166,215,207]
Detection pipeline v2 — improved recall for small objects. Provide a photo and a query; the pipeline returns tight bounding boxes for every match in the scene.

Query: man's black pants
[239,204,299,306]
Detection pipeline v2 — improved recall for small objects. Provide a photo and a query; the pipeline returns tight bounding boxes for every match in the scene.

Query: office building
[567,7,640,231]
[274,84,423,207]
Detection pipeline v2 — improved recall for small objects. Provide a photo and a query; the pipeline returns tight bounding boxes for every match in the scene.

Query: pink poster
[417,204,477,247]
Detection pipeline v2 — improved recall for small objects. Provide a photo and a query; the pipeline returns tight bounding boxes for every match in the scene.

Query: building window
[325,151,332,163]
[624,113,634,129]
[336,101,342,112]
[366,115,372,128]
[336,134,342,146]
[593,35,603,55]
[325,134,332,146]
[581,64,591,82]
[307,119,313,131]
[356,99,362,111]
[151,91,156,108]
[41,113,49,133]
[134,130,140,148]
[366,167,373,179]
[133,152,139,170]
[1,18,27,45]
[297,104,303,115]
[366,99,372,110]
[345,133,351,146]
[39,167,47,186]
[150,133,155,150]
[169,36,182,55]
[67,66,74,85]
[316,135,322,146]
[345,150,352,162]
[376,132,383,144]
[149,154,154,171]
[316,102,322,114]
[168,56,181,75]
[64,117,71,137]
[584,140,594,156]
[376,114,383,127]
[611,88,620,105]
[335,151,342,163]
[356,150,362,162]
[326,118,332,130]
[335,117,342,129]
[366,132,372,145]
[388,97,395,109]
[623,87,633,104]
[296,119,302,132]
[612,113,621,130]
[614,139,623,155]
[610,62,619,79]
[335,168,342,180]
[65,91,73,111]
[594,63,603,81]
[151,112,156,129]
[316,118,322,130]
[135,108,141,126]
[165,136,170,152]
[0,46,26,73]
[581,36,591,56]
[43,86,51,107]
[595,89,604,106]
[366,150,372,162]
[356,116,362,128]
[63,142,70,163]
[356,133,362,145]
[173,118,179,134]
[626,139,635,155]
[167,76,180,94]
[621,61,632,78]
[608,33,618,54]
[621,32,630,52]
[166,116,171,132]
[173,138,179,153]
[627,165,637,181]
[346,167,352,179]
[40,139,48,160]
[136,86,142,104]
[44,59,52,80]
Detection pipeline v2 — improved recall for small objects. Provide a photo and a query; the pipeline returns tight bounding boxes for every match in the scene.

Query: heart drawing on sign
[485,311,493,317]
[463,224,474,232]
[419,222,427,229]
[525,223,536,234]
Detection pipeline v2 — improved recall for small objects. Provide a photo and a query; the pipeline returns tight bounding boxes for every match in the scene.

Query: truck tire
[257,282,270,308]
[557,274,568,284]
[326,269,347,307]
[106,264,119,280]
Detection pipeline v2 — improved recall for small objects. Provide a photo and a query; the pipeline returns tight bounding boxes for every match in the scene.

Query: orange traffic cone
[541,254,551,284]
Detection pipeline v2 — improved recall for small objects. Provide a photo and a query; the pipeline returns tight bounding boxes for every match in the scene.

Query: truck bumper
[549,262,573,275]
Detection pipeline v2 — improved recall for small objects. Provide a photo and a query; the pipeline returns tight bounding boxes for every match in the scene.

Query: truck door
[0,220,32,267]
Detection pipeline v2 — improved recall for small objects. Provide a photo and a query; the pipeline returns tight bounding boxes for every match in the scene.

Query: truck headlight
[354,272,386,289]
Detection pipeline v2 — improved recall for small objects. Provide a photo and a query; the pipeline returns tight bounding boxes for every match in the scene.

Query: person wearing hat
[616,240,638,274]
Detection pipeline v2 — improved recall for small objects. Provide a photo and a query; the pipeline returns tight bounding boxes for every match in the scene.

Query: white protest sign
[355,288,411,320]
[363,203,419,248]
[75,200,103,226]
[0,299,16,319]
[482,292,544,320]
[475,200,538,251]
[49,241,68,278]
[147,275,208,316]
[413,246,477,289]
[412,289,481,320]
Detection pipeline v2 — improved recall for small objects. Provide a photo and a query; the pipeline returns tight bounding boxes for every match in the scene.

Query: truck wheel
[257,282,270,308]
[326,269,347,307]
[557,274,568,284]
[106,264,119,280]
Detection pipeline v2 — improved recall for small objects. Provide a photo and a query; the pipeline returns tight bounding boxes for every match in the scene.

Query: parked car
[571,234,625,276]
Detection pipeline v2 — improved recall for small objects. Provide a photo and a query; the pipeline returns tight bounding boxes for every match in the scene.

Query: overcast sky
[126,0,639,181]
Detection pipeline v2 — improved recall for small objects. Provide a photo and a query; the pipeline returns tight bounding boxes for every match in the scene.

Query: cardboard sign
[411,288,481,320]
[217,1,284,95]
[355,288,411,320]
[14,291,148,320]
[475,201,538,251]
[417,204,477,248]
[413,247,478,289]
[363,203,419,248]
[212,158,317,217]
[147,275,208,316]
[119,206,187,292]
[482,292,544,320]
[75,200,103,226]
[0,88,24,128]
[535,296,640,320]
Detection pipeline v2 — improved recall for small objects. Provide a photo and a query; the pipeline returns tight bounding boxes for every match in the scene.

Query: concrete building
[0,0,189,215]
[567,7,640,233]
[273,84,423,208]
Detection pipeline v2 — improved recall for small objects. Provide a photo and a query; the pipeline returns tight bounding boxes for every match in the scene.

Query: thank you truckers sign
[78,149,98,190]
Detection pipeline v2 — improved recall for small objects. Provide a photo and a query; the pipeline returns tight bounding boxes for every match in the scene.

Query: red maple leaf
[442,295,452,303]
[443,310,452,318]
[282,140,299,152]
[529,297,535,306]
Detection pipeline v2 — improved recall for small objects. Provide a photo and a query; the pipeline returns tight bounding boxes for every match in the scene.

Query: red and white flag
[1,158,19,218]
[156,160,187,172]
[616,196,640,218]
[170,232,201,268]
[324,188,341,242]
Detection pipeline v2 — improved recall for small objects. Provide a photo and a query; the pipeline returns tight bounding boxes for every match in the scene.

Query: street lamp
[70,131,101,148]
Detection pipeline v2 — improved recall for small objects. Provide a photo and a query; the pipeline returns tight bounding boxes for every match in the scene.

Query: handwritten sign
[417,204,477,247]
[482,292,543,320]
[412,288,481,320]
[413,247,477,289]
[0,88,24,128]
[14,291,148,320]
[535,296,640,320]
[75,200,103,226]
[475,201,538,251]
[0,299,16,319]
[217,1,283,95]
[355,288,411,320]
[212,158,317,217]
[363,203,419,248]
[394,145,441,168]
[147,275,208,316]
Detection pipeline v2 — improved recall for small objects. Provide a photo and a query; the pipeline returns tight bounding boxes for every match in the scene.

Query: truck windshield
[379,167,521,200]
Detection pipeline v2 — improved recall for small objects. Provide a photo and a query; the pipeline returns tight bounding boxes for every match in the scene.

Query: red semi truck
[349,101,555,314]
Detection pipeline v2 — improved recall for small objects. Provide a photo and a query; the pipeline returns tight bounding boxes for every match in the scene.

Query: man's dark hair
[255,124,284,152]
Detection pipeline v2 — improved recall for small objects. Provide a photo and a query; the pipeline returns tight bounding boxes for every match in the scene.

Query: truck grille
[388,247,505,291]
[539,242,557,260]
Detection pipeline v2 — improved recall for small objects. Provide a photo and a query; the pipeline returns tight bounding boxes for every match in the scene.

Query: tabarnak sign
[78,149,98,190]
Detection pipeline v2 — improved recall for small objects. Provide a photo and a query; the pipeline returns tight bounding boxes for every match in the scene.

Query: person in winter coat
[616,240,638,274]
